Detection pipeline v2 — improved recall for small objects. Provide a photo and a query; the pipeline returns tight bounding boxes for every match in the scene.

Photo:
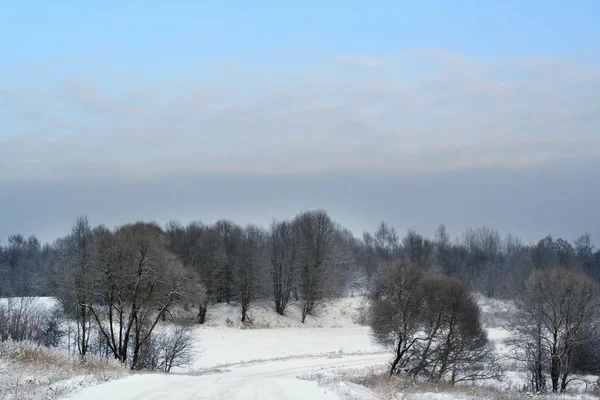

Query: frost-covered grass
[0,340,127,400]
[302,364,600,400]
[0,296,127,399]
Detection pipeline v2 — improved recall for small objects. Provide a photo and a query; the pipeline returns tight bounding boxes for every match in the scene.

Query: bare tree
[215,220,243,304]
[509,303,547,393]
[515,267,600,392]
[412,275,498,384]
[235,225,267,322]
[295,210,340,323]
[373,222,399,261]
[369,261,426,375]
[136,324,196,372]
[370,264,497,383]
[575,233,594,275]
[165,222,224,324]
[88,223,189,369]
[360,232,380,281]
[191,225,226,324]
[157,324,196,372]
[502,234,532,298]
[532,235,556,270]
[0,297,57,344]
[554,238,575,269]
[402,229,433,270]
[270,220,298,315]
[434,223,451,274]
[571,321,600,375]
[55,216,95,357]
[463,227,502,296]
[329,228,361,296]
[1,235,47,297]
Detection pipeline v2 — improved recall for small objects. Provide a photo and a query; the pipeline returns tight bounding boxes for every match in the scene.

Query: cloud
[1,50,599,182]
[1,160,599,245]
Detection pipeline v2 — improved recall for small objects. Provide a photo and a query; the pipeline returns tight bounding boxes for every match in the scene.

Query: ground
[61,353,389,400]
[190,327,380,370]
[1,295,599,399]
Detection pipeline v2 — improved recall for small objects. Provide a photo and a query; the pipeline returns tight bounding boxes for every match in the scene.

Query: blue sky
[1,1,599,243]
[2,1,598,73]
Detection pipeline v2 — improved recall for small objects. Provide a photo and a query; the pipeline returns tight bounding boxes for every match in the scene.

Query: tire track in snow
[62,353,389,400]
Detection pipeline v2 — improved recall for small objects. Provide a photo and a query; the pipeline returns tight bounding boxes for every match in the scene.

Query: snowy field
[63,353,390,400]
[2,295,600,399]
[56,298,387,400]
[191,326,382,370]
[184,296,370,329]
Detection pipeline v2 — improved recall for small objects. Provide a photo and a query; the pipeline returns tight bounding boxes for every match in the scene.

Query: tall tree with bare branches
[270,220,299,315]
[515,268,600,392]
[295,210,340,323]
[87,222,188,369]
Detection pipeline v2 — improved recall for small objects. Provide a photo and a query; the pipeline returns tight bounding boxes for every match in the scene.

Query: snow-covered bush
[135,324,196,372]
[0,297,62,346]
[0,339,125,400]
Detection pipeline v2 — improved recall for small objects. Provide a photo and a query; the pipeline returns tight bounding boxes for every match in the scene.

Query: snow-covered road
[62,353,389,400]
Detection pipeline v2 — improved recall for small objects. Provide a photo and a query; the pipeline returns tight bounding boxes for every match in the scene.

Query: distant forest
[2,210,598,302]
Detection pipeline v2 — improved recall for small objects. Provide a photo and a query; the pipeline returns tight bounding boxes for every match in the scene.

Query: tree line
[3,217,599,302]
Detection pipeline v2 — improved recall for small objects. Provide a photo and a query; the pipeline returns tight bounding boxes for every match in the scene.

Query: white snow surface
[63,353,389,400]
[190,327,382,371]
[2,294,598,399]
[57,297,386,400]
[0,340,126,400]
[194,297,370,329]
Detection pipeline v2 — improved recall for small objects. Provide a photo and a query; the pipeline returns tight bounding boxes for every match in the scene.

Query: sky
[1,1,599,245]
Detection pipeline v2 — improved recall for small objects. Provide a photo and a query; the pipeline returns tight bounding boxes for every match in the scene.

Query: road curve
[62,353,389,400]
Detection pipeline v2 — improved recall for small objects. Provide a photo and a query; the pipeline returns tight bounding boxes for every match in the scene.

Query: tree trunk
[78,304,88,357]
[390,338,404,376]
[301,303,308,323]
[550,356,560,393]
[197,304,207,324]
[241,297,248,322]
[560,371,569,392]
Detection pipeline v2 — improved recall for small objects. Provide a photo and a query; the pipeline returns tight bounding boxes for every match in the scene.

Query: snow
[194,297,370,329]
[62,353,389,400]
[486,327,511,342]
[0,340,126,400]
[190,326,383,371]
[473,293,516,329]
[50,297,385,399]
[0,296,60,312]
[2,294,599,399]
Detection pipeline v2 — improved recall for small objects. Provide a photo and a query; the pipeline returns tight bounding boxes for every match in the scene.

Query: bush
[369,262,499,383]
[136,324,196,372]
[571,328,600,375]
[0,339,126,400]
[0,297,62,346]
